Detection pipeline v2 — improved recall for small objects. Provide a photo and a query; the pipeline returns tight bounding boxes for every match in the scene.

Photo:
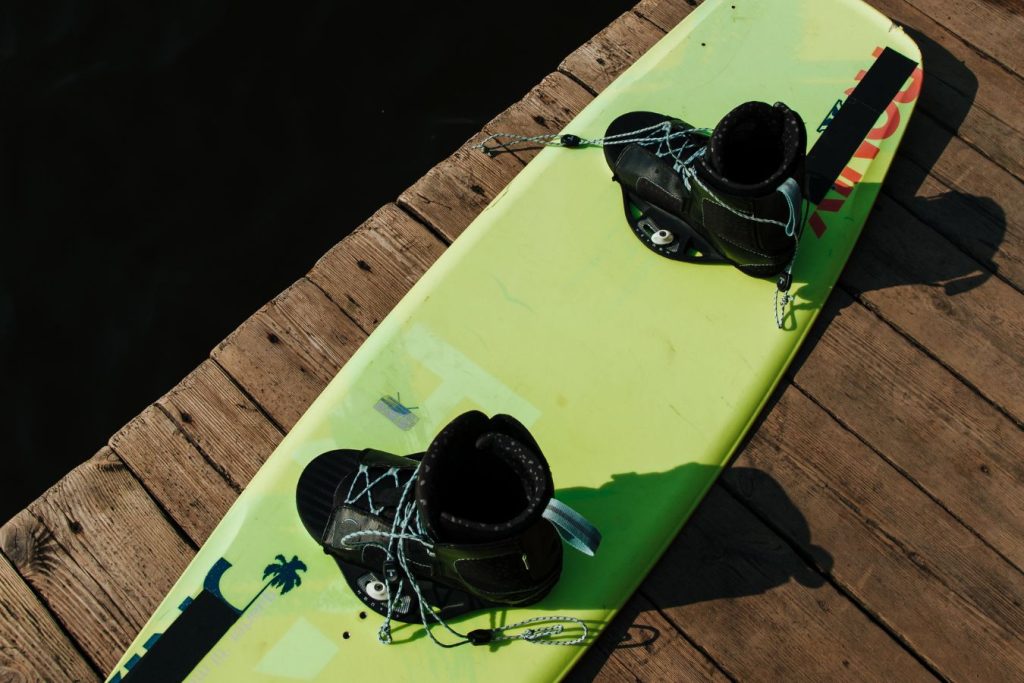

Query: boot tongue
[416,412,554,544]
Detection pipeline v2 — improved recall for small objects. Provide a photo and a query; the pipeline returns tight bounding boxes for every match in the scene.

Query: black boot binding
[476,101,808,328]
[296,411,600,647]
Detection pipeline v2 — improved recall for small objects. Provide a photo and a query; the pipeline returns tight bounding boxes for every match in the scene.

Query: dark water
[0,1,635,522]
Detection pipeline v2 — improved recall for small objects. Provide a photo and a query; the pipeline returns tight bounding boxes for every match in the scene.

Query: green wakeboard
[109,0,921,680]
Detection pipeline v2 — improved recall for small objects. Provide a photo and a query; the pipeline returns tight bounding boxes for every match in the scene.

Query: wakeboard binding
[296,410,599,643]
[604,101,807,280]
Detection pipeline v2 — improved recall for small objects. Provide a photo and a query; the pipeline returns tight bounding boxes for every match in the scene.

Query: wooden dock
[3,0,1023,679]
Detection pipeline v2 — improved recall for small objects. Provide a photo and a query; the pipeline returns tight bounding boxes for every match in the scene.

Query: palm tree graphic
[244,554,307,611]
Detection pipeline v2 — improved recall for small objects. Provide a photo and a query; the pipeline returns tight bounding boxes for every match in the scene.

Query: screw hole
[701,42,706,47]
[359,611,367,619]
[343,631,351,639]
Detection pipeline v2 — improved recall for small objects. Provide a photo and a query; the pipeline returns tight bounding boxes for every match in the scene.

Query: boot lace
[338,462,590,649]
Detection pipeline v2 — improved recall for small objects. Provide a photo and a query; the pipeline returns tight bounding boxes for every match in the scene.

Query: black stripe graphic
[805,47,918,204]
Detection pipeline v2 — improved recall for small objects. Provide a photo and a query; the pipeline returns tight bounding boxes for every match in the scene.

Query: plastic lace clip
[560,134,582,148]
[777,271,793,293]
[383,560,400,584]
[467,629,495,646]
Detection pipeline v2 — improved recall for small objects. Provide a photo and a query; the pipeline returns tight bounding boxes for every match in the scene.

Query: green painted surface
[109,1,921,680]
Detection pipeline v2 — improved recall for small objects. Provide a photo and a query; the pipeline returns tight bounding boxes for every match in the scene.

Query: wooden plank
[398,144,522,244]
[726,387,1024,680]
[643,485,933,681]
[568,593,726,682]
[842,194,1024,423]
[479,72,594,165]
[156,360,281,488]
[110,405,238,544]
[896,113,1024,286]
[882,154,1024,292]
[917,75,1024,185]
[793,292,1024,570]
[631,0,696,34]
[398,72,592,243]
[558,10,664,94]
[0,553,98,682]
[307,203,446,333]
[897,0,1024,79]
[211,278,366,431]
[0,448,192,675]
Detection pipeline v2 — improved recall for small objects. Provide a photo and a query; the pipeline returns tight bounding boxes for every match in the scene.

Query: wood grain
[480,72,594,165]
[156,360,281,488]
[793,292,1024,569]
[558,10,664,94]
[644,485,933,681]
[398,72,592,244]
[631,0,697,34]
[843,194,1024,423]
[0,448,192,675]
[398,145,522,244]
[727,386,1024,680]
[110,406,239,544]
[881,154,1023,292]
[897,0,1024,78]
[896,113,1024,286]
[0,553,98,683]
[211,278,366,430]
[307,203,445,333]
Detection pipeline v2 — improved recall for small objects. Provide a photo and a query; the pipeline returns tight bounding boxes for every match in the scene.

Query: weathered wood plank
[793,292,1024,570]
[631,0,696,34]
[397,145,522,244]
[0,554,98,683]
[0,448,192,675]
[307,203,446,333]
[882,154,1023,292]
[916,75,1024,185]
[156,360,281,488]
[211,278,366,431]
[727,386,1024,680]
[896,112,1024,285]
[558,10,664,94]
[568,593,726,682]
[398,72,592,243]
[644,485,933,681]
[842,194,1024,423]
[897,0,1024,79]
[479,72,593,165]
[110,406,238,544]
